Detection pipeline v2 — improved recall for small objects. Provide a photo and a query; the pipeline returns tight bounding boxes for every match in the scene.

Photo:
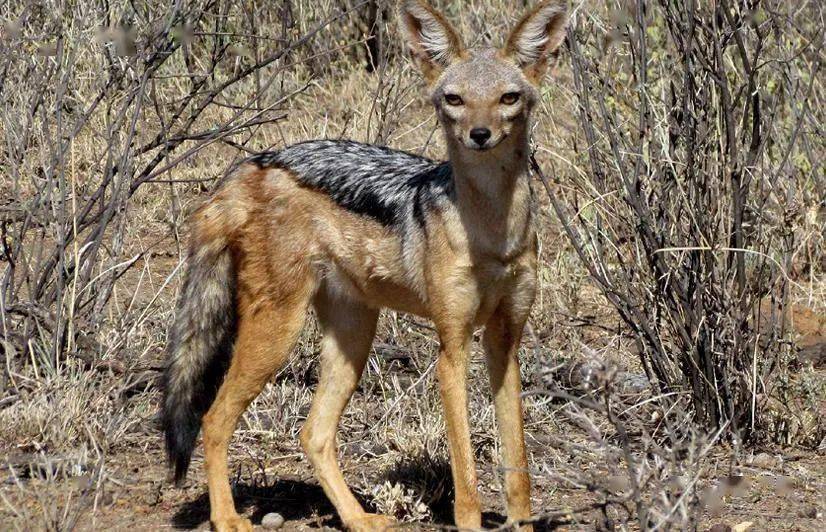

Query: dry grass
[1,0,824,531]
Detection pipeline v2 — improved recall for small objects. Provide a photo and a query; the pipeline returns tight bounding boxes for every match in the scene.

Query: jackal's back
[250,140,454,228]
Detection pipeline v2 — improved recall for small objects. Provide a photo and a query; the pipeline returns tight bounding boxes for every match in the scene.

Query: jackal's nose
[469,127,491,147]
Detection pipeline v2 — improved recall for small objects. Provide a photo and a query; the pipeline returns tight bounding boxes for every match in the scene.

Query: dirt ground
[2,358,824,531]
[92,446,826,531]
[4,436,825,531]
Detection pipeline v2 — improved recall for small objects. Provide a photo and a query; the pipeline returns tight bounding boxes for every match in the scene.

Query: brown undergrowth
[1,1,823,530]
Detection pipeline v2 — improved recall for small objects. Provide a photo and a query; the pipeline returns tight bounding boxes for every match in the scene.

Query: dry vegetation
[1,1,824,531]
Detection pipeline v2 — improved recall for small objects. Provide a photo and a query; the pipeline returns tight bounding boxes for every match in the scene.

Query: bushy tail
[162,221,238,485]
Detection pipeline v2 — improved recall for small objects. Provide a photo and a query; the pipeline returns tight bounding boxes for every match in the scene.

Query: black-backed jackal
[162,1,567,530]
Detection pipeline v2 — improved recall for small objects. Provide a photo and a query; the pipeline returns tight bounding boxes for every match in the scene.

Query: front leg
[434,320,482,529]
[483,284,535,530]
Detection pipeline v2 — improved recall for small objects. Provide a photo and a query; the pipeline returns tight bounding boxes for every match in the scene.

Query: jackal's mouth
[462,133,506,151]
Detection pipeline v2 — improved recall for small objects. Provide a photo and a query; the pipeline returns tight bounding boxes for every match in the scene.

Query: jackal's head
[400,0,567,152]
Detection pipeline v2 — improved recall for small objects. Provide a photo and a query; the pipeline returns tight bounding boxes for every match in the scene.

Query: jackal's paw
[211,516,253,532]
[345,513,397,532]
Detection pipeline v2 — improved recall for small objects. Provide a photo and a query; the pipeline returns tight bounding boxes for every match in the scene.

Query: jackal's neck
[447,134,533,257]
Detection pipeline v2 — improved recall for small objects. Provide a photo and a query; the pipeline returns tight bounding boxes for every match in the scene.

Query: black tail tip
[171,458,190,487]
[163,412,198,487]
[166,441,193,487]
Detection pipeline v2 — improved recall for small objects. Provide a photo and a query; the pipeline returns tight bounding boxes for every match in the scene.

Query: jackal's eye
[444,94,464,106]
[500,92,521,105]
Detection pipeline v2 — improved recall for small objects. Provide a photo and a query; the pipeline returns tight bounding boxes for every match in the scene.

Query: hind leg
[300,289,391,531]
[203,294,310,532]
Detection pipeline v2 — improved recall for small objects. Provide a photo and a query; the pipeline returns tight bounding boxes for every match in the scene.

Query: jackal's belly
[314,240,521,327]
[312,224,429,316]
[318,261,428,316]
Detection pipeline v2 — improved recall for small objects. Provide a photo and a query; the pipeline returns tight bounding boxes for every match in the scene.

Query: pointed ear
[504,0,568,82]
[399,0,465,82]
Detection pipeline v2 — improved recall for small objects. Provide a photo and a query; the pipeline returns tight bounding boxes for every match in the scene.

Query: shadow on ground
[171,457,568,530]
[171,478,340,530]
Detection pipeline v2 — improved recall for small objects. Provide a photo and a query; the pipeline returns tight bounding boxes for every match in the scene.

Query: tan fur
[189,2,568,531]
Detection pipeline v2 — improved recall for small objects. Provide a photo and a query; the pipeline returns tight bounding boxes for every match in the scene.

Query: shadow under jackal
[162,1,567,531]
